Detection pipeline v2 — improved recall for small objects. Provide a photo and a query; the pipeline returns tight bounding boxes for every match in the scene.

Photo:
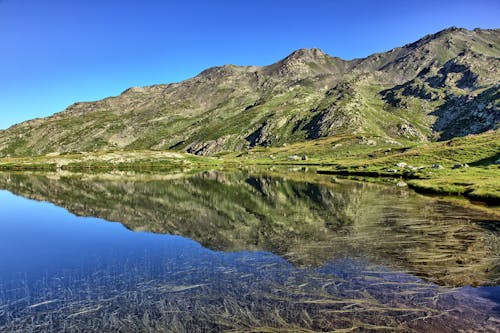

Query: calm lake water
[0,170,498,332]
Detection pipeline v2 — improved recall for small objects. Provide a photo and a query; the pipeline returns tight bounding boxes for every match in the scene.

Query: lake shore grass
[0,131,498,205]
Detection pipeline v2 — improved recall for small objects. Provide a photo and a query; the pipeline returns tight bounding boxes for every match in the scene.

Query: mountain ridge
[0,27,499,157]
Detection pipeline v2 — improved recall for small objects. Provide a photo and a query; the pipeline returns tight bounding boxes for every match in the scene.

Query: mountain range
[0,27,498,157]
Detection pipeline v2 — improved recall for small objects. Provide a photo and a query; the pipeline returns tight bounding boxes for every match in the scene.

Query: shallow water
[0,170,498,332]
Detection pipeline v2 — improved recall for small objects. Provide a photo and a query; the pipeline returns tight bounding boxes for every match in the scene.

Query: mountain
[0,27,499,157]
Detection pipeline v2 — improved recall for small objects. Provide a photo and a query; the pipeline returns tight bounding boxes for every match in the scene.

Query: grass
[0,150,221,173]
[407,166,500,204]
[217,130,500,204]
[0,130,498,204]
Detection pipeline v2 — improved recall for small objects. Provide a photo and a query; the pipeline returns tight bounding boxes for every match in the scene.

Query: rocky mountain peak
[287,48,327,60]
[197,64,243,80]
[403,27,469,50]
[279,48,331,68]
[263,47,345,78]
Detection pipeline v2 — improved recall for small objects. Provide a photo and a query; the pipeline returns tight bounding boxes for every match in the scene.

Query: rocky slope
[0,27,498,157]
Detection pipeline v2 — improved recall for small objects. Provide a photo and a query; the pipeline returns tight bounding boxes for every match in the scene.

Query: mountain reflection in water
[0,170,498,332]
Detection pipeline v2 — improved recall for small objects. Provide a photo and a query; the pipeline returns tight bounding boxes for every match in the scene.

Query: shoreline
[0,159,498,209]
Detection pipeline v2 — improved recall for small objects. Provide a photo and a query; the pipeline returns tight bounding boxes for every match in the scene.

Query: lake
[0,170,498,332]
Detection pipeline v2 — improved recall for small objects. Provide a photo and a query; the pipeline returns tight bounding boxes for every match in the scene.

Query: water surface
[0,170,498,332]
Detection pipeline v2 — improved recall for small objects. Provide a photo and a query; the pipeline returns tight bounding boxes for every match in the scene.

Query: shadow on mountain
[469,152,500,166]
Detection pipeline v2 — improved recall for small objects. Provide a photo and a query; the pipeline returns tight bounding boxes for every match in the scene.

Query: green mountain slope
[0,27,498,157]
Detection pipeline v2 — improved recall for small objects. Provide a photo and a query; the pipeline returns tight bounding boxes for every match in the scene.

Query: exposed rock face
[432,86,499,139]
[0,27,499,157]
[186,135,233,156]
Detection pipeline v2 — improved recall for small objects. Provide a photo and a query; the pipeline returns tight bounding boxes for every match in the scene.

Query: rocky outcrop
[432,85,499,139]
[186,135,232,155]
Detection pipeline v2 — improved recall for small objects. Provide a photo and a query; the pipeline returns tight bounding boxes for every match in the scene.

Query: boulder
[359,137,377,146]
[452,163,469,169]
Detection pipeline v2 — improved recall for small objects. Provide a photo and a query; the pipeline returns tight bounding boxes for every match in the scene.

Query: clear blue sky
[1,0,498,129]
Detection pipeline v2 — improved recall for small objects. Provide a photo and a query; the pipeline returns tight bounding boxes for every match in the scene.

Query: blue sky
[1,0,498,129]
